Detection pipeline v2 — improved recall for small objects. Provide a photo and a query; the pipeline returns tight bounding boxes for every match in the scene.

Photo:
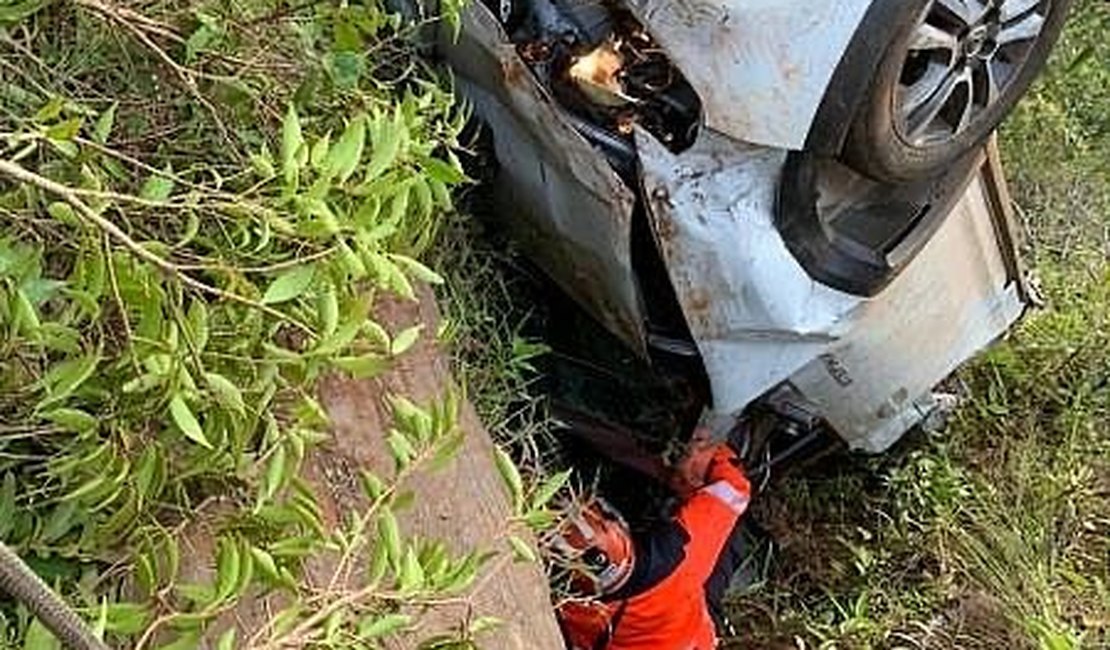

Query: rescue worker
[552,433,752,650]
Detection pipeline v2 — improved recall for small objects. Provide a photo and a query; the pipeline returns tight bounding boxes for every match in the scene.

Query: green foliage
[0,0,476,646]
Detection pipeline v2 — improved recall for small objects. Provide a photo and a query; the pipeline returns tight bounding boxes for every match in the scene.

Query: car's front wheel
[843,0,1072,182]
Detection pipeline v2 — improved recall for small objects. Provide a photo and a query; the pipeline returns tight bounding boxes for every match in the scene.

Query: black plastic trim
[804,0,930,155]
[775,151,981,297]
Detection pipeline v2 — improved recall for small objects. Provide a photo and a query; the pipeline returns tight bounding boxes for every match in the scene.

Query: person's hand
[705,444,740,479]
[667,427,719,498]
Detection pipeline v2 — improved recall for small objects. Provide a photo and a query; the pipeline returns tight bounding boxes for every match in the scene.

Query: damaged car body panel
[786,157,1028,451]
[623,0,874,150]
[442,0,1036,452]
[639,126,1027,449]
[636,129,861,414]
[443,5,646,347]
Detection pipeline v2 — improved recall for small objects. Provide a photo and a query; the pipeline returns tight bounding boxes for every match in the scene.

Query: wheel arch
[804,0,933,155]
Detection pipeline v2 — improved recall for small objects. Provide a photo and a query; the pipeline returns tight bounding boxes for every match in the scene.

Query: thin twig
[0,159,315,336]
[75,0,237,151]
[74,137,246,199]
[175,247,337,274]
[103,233,143,375]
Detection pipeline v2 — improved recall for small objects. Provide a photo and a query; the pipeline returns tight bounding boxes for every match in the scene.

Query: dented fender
[638,127,1028,450]
[443,2,646,347]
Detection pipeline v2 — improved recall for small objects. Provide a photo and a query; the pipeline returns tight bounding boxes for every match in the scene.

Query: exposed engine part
[568,38,632,107]
[482,0,702,160]
[761,384,824,435]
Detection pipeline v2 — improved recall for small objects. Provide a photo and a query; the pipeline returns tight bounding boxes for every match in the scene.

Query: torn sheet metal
[787,165,1027,452]
[624,0,872,150]
[444,2,645,347]
[639,129,1027,450]
[636,127,861,414]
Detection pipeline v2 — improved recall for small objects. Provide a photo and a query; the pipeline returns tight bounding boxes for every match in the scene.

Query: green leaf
[367,537,389,586]
[317,286,339,336]
[169,394,212,449]
[398,545,425,591]
[46,202,79,227]
[122,373,163,394]
[33,97,64,123]
[140,166,175,201]
[45,117,82,141]
[103,602,151,635]
[47,138,78,158]
[250,148,276,179]
[364,113,402,182]
[387,430,416,469]
[262,443,288,504]
[40,499,78,543]
[0,0,52,26]
[186,299,209,350]
[185,23,219,63]
[493,447,524,512]
[421,154,468,185]
[205,372,245,416]
[508,535,537,563]
[133,445,163,501]
[93,102,117,144]
[213,536,241,604]
[333,354,391,379]
[388,253,444,285]
[309,131,331,170]
[282,105,304,186]
[215,629,236,650]
[326,50,365,89]
[358,613,411,640]
[249,546,279,582]
[378,509,402,567]
[262,265,315,304]
[372,254,414,301]
[363,319,391,352]
[428,177,452,210]
[336,239,367,278]
[37,351,100,409]
[12,288,40,335]
[390,324,423,356]
[360,471,386,500]
[326,115,366,183]
[41,408,98,434]
[531,470,572,510]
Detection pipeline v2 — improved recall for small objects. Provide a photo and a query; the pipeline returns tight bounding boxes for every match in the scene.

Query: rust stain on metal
[653,213,678,246]
[500,55,528,86]
[568,39,631,107]
[686,287,712,317]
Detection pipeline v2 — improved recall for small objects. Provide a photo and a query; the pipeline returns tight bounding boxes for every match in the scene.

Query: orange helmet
[551,497,636,597]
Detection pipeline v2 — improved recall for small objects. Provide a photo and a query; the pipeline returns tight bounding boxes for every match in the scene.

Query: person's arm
[673,445,751,583]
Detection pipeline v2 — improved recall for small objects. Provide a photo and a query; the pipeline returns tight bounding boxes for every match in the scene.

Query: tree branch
[0,159,315,336]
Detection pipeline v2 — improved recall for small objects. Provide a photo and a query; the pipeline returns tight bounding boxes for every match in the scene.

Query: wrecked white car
[435,0,1070,453]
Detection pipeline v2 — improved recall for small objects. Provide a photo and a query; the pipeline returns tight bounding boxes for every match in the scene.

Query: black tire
[844,0,1072,183]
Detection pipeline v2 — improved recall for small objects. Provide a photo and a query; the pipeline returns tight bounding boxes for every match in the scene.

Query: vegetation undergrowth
[0,0,566,647]
[727,3,1109,648]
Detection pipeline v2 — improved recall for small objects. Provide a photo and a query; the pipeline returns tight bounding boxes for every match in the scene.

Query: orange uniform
[559,448,751,650]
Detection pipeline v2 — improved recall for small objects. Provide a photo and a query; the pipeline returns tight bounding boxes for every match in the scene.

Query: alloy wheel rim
[895,0,1049,146]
